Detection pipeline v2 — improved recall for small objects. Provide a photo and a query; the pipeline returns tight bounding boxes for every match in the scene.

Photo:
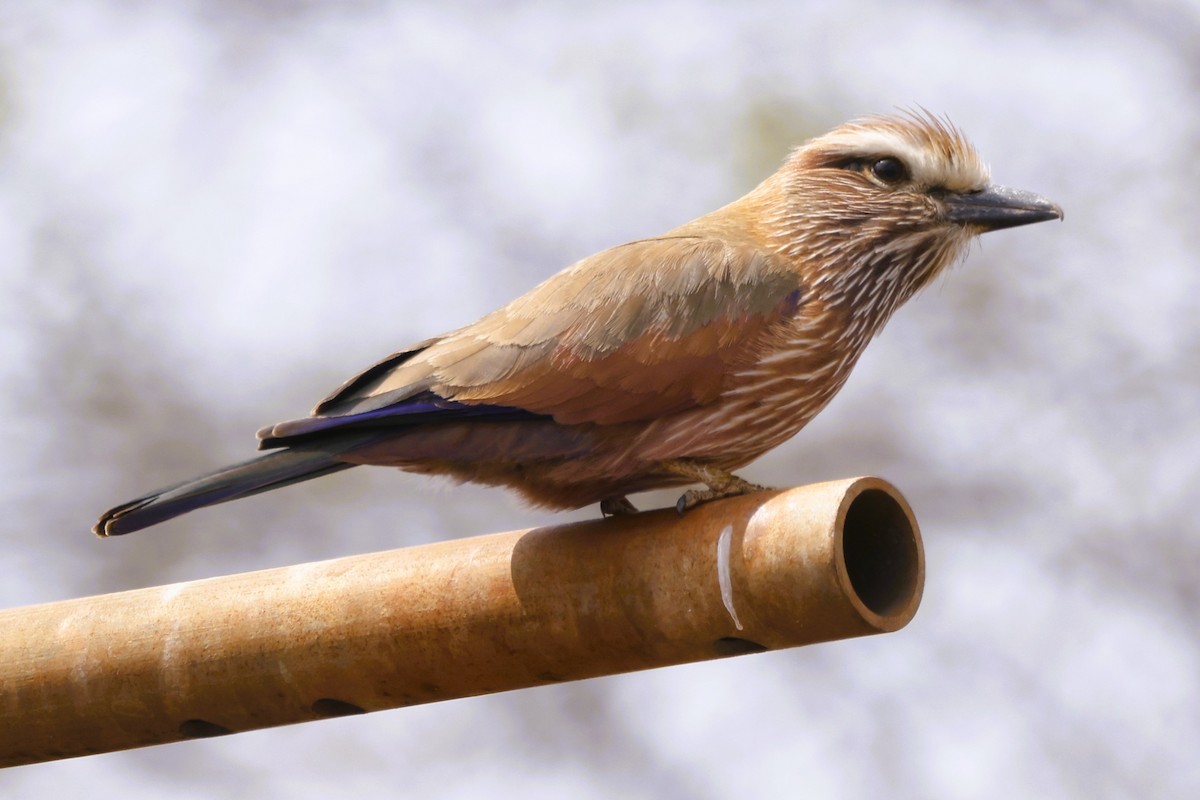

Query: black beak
[945,185,1064,232]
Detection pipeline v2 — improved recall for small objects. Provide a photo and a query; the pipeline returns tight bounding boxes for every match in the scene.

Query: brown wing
[312,236,802,427]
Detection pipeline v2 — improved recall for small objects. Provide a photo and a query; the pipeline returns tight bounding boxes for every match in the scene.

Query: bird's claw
[600,496,639,516]
[675,491,702,514]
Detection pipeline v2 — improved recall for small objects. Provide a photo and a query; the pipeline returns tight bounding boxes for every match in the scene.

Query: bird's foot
[673,480,768,514]
[661,460,772,514]
[600,495,639,516]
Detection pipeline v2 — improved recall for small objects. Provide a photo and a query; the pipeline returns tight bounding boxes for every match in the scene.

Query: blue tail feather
[95,448,357,536]
[98,393,549,536]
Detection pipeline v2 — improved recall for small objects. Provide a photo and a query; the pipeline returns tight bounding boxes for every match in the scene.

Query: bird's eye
[870,157,908,184]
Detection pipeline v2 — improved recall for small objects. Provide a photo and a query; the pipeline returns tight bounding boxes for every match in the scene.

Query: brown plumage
[95,111,1062,536]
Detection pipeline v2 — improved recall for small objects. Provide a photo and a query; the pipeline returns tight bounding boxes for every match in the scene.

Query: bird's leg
[600,495,639,516]
[660,460,773,514]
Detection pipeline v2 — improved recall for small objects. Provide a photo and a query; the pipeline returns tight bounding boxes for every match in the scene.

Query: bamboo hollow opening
[0,476,923,767]
[840,488,923,618]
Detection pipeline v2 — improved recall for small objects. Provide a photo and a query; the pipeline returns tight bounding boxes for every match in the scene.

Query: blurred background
[1,1,1197,797]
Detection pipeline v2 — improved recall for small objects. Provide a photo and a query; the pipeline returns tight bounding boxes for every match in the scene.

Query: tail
[95,448,357,537]
[97,390,547,537]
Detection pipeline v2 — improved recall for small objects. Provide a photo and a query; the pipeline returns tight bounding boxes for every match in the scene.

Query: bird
[95,111,1062,537]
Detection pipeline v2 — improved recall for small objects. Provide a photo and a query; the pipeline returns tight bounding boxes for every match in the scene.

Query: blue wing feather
[258,391,547,449]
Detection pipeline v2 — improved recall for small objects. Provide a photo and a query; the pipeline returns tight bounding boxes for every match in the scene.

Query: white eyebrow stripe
[816,126,990,192]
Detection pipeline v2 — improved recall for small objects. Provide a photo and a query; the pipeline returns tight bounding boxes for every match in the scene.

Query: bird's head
[761,111,1062,316]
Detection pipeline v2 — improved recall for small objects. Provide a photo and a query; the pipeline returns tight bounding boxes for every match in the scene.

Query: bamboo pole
[0,477,923,768]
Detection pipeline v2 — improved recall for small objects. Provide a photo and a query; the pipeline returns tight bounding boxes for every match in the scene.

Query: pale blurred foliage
[1,2,1197,798]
